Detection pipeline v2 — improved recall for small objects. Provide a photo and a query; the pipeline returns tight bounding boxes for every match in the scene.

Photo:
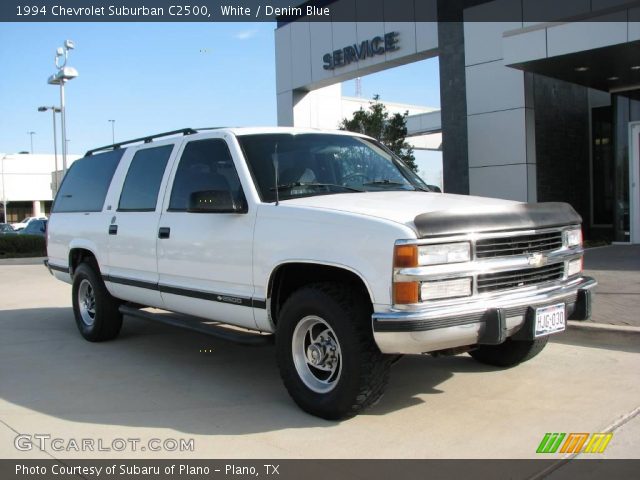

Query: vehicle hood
[281,191,519,231]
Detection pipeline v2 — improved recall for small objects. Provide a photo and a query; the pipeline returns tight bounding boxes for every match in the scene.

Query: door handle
[108,225,118,235]
[158,227,171,239]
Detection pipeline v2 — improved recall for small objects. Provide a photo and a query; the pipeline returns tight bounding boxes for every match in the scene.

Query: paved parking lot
[1,262,639,460]
[583,245,640,327]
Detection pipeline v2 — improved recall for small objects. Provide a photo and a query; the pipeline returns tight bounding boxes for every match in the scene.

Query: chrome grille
[477,263,564,294]
[475,231,563,258]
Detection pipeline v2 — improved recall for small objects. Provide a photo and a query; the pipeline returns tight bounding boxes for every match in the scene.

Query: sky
[0,22,440,155]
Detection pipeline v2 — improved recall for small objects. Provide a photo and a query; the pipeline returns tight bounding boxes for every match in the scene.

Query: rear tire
[276,283,392,420]
[72,262,122,342]
[469,336,549,367]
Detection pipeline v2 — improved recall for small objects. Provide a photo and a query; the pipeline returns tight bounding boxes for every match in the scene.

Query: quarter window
[118,145,174,211]
[53,149,124,213]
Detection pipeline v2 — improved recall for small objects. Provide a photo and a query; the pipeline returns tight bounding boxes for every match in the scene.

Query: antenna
[273,143,280,206]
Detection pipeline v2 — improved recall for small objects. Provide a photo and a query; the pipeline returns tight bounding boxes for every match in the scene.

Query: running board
[119,304,273,346]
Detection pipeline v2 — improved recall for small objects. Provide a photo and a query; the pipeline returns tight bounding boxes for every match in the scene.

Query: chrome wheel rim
[292,315,342,393]
[78,279,96,326]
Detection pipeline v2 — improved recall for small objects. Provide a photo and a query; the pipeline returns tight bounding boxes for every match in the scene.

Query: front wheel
[72,262,123,342]
[469,336,549,367]
[276,283,392,420]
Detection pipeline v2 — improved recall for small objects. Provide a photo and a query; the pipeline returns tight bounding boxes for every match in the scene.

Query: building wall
[275,0,440,129]
[438,19,470,195]
[461,0,538,201]
[0,153,80,222]
[533,77,591,233]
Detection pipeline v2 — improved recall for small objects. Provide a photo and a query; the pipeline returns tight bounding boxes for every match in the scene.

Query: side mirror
[187,190,246,214]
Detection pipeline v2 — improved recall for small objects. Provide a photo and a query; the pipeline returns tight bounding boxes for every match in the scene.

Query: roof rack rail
[84,128,199,156]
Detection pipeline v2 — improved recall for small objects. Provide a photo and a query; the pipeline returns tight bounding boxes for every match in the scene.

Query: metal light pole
[108,119,115,144]
[47,40,78,178]
[38,106,61,192]
[28,131,36,153]
[1,154,8,223]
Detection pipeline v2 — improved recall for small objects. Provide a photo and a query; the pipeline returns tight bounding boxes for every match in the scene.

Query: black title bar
[2,0,640,23]
[3,459,640,480]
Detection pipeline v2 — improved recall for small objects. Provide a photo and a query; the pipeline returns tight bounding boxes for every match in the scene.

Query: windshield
[237,133,429,202]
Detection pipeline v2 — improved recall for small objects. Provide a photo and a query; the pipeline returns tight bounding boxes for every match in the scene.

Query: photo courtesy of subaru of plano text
[45,127,596,420]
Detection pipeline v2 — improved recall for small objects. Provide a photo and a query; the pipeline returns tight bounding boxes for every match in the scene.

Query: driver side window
[169,139,244,211]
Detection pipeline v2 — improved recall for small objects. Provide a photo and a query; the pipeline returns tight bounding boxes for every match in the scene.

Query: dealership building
[275,0,640,244]
[0,153,80,224]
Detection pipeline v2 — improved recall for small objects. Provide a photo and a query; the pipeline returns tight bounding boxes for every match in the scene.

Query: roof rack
[84,127,224,156]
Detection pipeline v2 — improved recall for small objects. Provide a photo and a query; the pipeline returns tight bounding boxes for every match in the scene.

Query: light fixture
[631,65,640,71]
[574,66,589,72]
[607,76,619,81]
[47,39,78,178]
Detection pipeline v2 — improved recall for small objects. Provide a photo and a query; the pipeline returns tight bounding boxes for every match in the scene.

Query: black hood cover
[413,202,581,238]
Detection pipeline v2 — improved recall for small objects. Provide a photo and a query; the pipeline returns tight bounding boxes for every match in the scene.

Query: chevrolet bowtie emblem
[528,252,547,268]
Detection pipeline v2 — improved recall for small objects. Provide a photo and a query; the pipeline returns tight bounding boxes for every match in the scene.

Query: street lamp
[47,39,78,177]
[1,154,8,223]
[108,119,115,144]
[27,131,36,153]
[38,106,61,192]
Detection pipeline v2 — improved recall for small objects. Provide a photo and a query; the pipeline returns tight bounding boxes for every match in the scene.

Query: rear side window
[118,145,173,211]
[169,139,243,211]
[53,149,124,213]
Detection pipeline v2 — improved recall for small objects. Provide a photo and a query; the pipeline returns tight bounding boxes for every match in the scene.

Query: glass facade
[591,106,613,228]
[612,94,640,242]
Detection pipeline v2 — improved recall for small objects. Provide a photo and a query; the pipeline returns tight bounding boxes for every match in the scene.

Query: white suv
[46,127,596,419]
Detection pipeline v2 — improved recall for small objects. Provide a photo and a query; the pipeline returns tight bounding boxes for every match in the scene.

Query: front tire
[72,262,122,342]
[469,336,549,367]
[276,283,392,420]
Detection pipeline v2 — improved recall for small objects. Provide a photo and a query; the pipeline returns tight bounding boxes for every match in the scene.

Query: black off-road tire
[72,262,123,342]
[276,282,393,420]
[469,336,549,367]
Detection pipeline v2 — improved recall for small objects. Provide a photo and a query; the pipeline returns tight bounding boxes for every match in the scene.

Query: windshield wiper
[363,179,407,187]
[271,182,362,192]
[363,179,430,192]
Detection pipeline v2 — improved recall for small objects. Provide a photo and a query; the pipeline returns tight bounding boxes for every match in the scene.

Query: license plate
[534,303,566,337]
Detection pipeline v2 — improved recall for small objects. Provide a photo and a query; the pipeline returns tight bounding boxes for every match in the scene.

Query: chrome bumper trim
[372,276,596,354]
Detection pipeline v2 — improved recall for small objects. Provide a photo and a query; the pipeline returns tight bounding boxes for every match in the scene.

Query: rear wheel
[276,282,392,420]
[469,336,549,367]
[72,262,122,342]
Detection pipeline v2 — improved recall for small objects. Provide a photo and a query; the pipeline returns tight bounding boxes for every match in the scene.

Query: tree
[339,95,417,172]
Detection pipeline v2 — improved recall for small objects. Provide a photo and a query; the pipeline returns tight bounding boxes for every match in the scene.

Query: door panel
[106,143,176,307]
[157,136,258,329]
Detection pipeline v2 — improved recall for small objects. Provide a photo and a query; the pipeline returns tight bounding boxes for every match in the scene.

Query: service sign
[322,32,399,70]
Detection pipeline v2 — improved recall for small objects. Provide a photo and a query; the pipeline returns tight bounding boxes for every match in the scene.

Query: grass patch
[0,235,46,258]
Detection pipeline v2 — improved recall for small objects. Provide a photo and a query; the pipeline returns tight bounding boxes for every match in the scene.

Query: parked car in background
[19,219,47,236]
[11,216,48,231]
[0,223,16,235]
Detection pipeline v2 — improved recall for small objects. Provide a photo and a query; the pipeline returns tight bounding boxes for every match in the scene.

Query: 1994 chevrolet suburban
[46,127,596,419]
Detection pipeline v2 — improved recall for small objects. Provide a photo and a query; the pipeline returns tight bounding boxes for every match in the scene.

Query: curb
[0,256,46,266]
[555,321,640,351]
[568,320,640,334]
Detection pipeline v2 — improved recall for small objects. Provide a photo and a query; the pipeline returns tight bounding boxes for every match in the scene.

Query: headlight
[421,278,472,300]
[565,228,582,248]
[418,242,470,266]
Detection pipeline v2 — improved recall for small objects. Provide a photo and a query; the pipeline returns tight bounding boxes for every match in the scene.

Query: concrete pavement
[583,244,640,327]
[0,263,638,460]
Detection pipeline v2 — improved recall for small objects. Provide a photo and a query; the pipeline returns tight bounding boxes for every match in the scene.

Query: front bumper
[372,276,596,354]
